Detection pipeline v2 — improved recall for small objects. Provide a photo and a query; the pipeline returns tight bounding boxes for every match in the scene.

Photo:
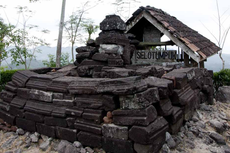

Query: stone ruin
[0,15,214,153]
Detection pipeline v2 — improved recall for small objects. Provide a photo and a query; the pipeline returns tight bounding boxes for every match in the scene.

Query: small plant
[213,69,230,91]
[0,69,19,91]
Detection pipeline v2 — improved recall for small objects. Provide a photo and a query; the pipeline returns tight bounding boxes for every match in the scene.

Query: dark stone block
[136,66,157,78]
[162,71,188,89]
[0,99,10,112]
[189,77,203,90]
[53,99,74,107]
[75,46,96,53]
[24,100,53,115]
[47,77,78,93]
[65,107,83,117]
[56,126,77,142]
[86,39,96,47]
[29,89,53,103]
[102,137,134,153]
[77,131,102,148]
[113,105,157,126]
[119,87,159,109]
[75,95,117,111]
[25,112,44,123]
[101,67,135,78]
[100,15,126,31]
[97,76,147,95]
[172,68,196,81]
[154,98,173,116]
[96,32,129,46]
[82,109,104,124]
[36,123,56,138]
[74,120,102,135]
[171,84,195,106]
[80,59,107,66]
[0,90,16,103]
[108,58,124,67]
[26,74,57,91]
[203,77,213,86]
[164,107,183,124]
[52,106,66,118]
[76,52,90,59]
[77,66,93,77]
[30,67,54,74]
[44,117,67,127]
[17,88,31,99]
[92,53,109,62]
[5,82,17,93]
[9,106,24,118]
[11,96,27,109]
[129,117,168,145]
[0,109,15,125]
[66,117,75,128]
[168,117,183,135]
[16,118,36,132]
[68,78,106,95]
[145,77,173,99]
[12,70,37,88]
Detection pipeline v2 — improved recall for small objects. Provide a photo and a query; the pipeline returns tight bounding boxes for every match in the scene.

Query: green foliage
[42,52,70,68]
[0,69,18,91]
[213,69,230,91]
[82,22,99,42]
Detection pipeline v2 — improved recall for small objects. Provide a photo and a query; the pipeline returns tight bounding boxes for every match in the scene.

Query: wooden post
[199,61,204,68]
[184,53,189,67]
[191,58,198,67]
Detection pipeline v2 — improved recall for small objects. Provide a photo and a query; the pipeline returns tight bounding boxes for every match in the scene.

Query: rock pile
[0,14,215,153]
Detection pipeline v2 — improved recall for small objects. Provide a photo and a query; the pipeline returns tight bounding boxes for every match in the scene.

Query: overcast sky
[0,0,230,55]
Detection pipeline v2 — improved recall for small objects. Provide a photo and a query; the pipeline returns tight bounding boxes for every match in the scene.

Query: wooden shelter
[126,6,221,67]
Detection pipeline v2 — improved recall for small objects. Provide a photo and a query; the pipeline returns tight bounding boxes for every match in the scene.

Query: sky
[0,0,230,58]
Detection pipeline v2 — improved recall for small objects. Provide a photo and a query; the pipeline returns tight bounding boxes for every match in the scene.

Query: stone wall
[0,65,214,153]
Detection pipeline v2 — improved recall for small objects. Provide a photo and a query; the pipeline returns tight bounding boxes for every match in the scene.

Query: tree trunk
[56,0,66,68]
[219,51,225,69]
[71,42,74,62]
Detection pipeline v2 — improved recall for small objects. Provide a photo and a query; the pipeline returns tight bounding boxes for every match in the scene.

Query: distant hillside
[205,53,230,72]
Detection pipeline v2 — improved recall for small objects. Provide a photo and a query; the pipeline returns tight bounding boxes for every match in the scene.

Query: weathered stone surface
[171,84,195,106]
[216,86,230,103]
[136,66,157,78]
[210,132,226,145]
[102,124,128,140]
[173,68,196,81]
[65,107,83,117]
[97,76,147,95]
[75,95,117,111]
[10,97,27,109]
[29,89,53,102]
[25,112,44,123]
[80,59,107,66]
[101,67,135,78]
[77,131,102,148]
[96,32,130,46]
[52,106,66,118]
[53,99,74,107]
[168,117,183,135]
[82,109,104,124]
[47,77,77,93]
[0,99,10,111]
[87,39,96,47]
[12,70,37,88]
[129,117,168,145]
[165,107,183,124]
[17,88,31,99]
[26,74,57,91]
[145,77,173,99]
[92,53,109,62]
[162,71,188,89]
[36,123,56,138]
[56,126,77,142]
[99,44,124,54]
[77,66,93,77]
[113,105,157,126]
[100,15,126,31]
[16,118,36,132]
[31,67,55,74]
[0,90,16,103]
[75,46,96,54]
[5,82,17,93]
[154,98,173,116]
[44,117,67,127]
[209,119,226,133]
[102,137,134,153]
[66,118,75,128]
[68,78,106,95]
[9,106,24,118]
[120,87,159,109]
[76,52,90,60]
[74,121,101,135]
[108,58,124,67]
[24,100,53,115]
[0,110,15,125]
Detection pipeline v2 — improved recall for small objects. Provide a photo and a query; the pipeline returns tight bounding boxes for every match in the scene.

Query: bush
[213,69,230,91]
[0,69,18,91]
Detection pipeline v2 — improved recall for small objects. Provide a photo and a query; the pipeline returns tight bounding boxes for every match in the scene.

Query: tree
[202,0,230,69]
[42,52,70,67]
[56,0,66,68]
[82,21,99,42]
[112,0,140,21]
[7,6,49,70]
